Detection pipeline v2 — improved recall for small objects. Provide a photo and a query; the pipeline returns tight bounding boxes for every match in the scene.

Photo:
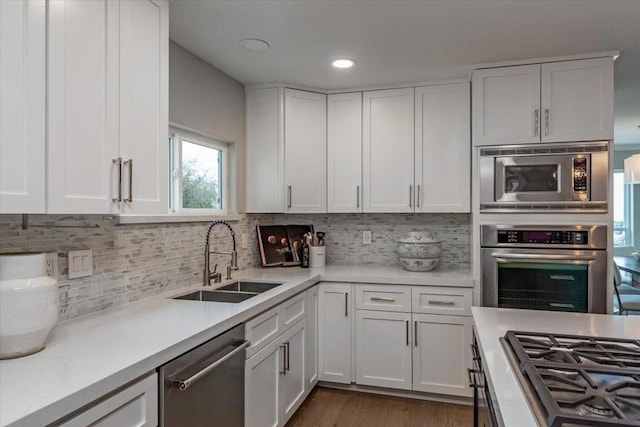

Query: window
[169,130,228,214]
[613,170,632,246]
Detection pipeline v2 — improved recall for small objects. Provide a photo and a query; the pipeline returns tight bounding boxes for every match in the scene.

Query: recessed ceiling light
[239,38,269,51]
[332,59,356,69]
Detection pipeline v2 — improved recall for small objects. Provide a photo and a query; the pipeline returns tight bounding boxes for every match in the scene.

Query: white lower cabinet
[318,283,353,384]
[305,285,319,391]
[55,373,157,427]
[412,314,473,397]
[355,310,412,390]
[246,318,306,427]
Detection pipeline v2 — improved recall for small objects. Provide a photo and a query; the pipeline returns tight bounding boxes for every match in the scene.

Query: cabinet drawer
[412,287,472,316]
[246,291,307,358]
[355,284,411,312]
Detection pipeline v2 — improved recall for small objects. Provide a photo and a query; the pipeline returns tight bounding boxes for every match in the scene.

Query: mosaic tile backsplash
[0,213,470,320]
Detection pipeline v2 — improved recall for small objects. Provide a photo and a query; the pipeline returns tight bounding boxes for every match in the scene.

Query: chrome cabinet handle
[284,341,290,373]
[112,158,122,204]
[280,344,287,375]
[370,296,396,302]
[344,292,348,317]
[416,185,421,208]
[123,159,133,202]
[467,368,484,389]
[491,252,596,262]
[428,300,455,306]
[544,108,550,136]
[405,320,409,346]
[172,340,250,390]
[409,185,413,208]
[534,109,539,137]
[287,185,292,208]
[356,186,360,209]
[414,321,418,347]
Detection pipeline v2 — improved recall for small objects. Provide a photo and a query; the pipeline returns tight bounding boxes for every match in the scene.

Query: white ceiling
[169,0,640,146]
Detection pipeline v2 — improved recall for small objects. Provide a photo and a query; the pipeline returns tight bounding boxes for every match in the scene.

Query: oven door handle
[491,252,596,264]
[170,340,250,391]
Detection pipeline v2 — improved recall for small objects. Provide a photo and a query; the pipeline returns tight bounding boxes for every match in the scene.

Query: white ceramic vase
[0,253,58,359]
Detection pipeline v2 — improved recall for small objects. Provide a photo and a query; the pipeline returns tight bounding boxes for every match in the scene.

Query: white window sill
[116,213,244,225]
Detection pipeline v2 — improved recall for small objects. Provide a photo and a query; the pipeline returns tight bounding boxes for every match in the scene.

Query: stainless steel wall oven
[479,141,609,212]
[481,225,608,314]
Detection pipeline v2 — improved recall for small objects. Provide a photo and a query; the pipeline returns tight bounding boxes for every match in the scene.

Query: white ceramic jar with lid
[0,253,58,359]
[396,232,443,272]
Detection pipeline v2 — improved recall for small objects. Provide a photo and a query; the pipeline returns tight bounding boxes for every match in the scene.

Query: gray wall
[169,40,246,212]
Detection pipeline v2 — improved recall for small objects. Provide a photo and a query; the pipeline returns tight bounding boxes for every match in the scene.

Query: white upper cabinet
[246,87,284,213]
[327,93,362,213]
[284,89,327,213]
[541,57,613,143]
[118,0,168,214]
[363,88,415,213]
[472,64,541,146]
[47,0,119,214]
[415,83,470,213]
[47,0,168,215]
[473,57,614,146]
[0,0,46,213]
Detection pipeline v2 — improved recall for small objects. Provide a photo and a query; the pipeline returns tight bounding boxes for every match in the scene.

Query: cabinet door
[246,87,284,213]
[412,314,472,397]
[327,92,362,213]
[284,89,327,213]
[363,88,415,212]
[472,64,541,146]
[0,0,45,213]
[415,83,470,213]
[47,0,119,214]
[119,0,168,214]
[305,285,319,391]
[541,58,613,143]
[279,320,307,425]
[246,337,282,427]
[56,373,157,427]
[318,283,352,384]
[355,310,412,390]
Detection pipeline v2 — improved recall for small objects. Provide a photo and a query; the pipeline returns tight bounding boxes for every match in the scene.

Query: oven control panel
[497,230,589,245]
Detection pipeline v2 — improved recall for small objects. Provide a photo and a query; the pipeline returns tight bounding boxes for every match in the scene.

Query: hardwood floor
[286,387,473,427]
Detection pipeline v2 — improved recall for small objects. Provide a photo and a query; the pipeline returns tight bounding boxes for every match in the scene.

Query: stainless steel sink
[217,281,283,293]
[173,281,284,303]
[174,290,257,303]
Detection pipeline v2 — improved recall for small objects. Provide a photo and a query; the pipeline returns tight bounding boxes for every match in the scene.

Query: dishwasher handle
[171,340,250,391]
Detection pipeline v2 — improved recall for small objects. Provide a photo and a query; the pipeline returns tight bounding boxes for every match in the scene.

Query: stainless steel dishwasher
[159,324,249,427]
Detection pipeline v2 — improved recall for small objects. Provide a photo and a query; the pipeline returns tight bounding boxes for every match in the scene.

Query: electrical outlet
[45,253,58,278]
[241,233,249,249]
[363,231,372,245]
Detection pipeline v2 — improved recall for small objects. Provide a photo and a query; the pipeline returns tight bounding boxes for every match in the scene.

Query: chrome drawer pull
[370,296,396,302]
[172,340,250,390]
[112,158,122,204]
[428,300,455,306]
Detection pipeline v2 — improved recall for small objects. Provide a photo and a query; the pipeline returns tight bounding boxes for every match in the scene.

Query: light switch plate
[68,249,93,279]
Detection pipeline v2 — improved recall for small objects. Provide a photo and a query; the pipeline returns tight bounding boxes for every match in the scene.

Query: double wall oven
[481,225,608,314]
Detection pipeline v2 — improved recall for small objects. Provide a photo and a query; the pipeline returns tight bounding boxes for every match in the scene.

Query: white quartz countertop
[471,307,640,427]
[0,264,471,427]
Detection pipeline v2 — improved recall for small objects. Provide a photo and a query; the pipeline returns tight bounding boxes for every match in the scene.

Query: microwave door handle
[491,252,597,264]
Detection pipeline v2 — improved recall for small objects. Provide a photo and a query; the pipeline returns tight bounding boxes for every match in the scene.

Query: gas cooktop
[502,331,640,427]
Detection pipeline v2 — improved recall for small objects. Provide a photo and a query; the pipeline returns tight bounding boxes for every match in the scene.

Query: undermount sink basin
[174,290,257,303]
[217,281,283,293]
[173,281,284,303]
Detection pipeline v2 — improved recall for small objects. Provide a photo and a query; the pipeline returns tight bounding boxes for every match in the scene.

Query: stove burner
[580,400,615,417]
[504,331,640,427]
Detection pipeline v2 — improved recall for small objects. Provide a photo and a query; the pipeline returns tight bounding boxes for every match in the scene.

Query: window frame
[169,129,228,215]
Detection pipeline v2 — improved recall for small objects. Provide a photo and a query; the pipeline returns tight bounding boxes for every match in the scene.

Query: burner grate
[505,331,640,426]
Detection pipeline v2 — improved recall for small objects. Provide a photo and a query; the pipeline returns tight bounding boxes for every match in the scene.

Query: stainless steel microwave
[479,141,609,212]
